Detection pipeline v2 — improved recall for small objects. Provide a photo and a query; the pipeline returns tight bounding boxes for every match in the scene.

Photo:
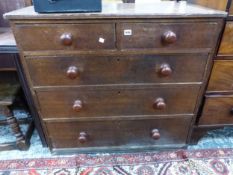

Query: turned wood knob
[73,100,83,112]
[78,132,88,143]
[159,63,172,76]
[162,31,177,44]
[66,66,80,79]
[153,98,166,110]
[151,129,160,140]
[60,33,73,46]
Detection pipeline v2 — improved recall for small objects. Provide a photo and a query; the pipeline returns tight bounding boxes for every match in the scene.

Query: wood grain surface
[26,54,208,86]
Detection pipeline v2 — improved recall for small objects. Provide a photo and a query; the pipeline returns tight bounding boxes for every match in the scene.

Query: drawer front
[37,85,200,119]
[27,54,208,86]
[14,24,116,51]
[229,1,233,16]
[207,60,233,92]
[199,96,233,125]
[117,22,219,50]
[218,22,233,55]
[46,116,192,149]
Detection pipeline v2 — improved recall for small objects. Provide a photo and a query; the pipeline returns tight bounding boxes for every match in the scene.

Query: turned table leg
[3,106,29,150]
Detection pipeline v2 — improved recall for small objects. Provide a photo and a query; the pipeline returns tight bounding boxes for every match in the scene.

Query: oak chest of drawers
[5,2,226,153]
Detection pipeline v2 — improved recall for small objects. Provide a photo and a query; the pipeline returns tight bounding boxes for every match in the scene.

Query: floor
[0,110,233,160]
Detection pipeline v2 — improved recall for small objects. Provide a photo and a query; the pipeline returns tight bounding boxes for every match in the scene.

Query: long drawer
[199,95,233,125]
[14,23,116,51]
[46,116,192,149]
[207,60,233,92]
[117,22,220,50]
[36,85,200,119]
[27,54,208,86]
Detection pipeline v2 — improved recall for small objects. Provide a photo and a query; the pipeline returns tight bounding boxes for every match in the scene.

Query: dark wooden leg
[4,106,29,150]
[14,54,47,146]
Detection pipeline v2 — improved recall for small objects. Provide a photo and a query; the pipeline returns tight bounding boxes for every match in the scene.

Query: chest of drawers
[5,2,226,153]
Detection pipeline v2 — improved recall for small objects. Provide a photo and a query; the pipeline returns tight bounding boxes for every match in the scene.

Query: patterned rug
[0,148,232,175]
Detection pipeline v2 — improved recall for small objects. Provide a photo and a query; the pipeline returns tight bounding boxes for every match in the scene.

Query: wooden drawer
[37,85,200,119]
[207,60,233,92]
[229,1,233,16]
[218,22,233,55]
[117,22,220,50]
[199,95,233,125]
[27,54,208,86]
[14,23,116,51]
[46,116,192,149]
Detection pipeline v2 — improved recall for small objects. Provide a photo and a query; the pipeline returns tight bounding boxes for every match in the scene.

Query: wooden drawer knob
[60,33,73,46]
[159,63,172,76]
[153,98,166,110]
[78,132,88,143]
[66,66,80,79]
[151,129,160,140]
[162,31,177,44]
[73,100,83,112]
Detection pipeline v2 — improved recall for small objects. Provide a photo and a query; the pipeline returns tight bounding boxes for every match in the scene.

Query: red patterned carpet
[0,148,232,175]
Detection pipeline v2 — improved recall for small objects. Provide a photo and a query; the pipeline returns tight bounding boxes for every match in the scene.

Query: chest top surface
[4,1,227,20]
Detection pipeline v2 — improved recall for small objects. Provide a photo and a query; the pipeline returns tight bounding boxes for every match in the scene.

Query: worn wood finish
[4,2,227,20]
[117,22,220,50]
[199,95,233,125]
[229,1,233,16]
[207,60,233,92]
[193,0,233,143]
[27,54,207,86]
[14,24,116,51]
[46,116,192,149]
[37,85,200,119]
[14,21,221,52]
[218,22,233,55]
[187,0,228,11]
[5,2,226,152]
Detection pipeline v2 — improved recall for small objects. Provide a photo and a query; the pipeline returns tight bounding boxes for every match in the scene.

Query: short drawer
[37,85,200,119]
[207,60,233,92]
[27,54,208,86]
[199,96,233,125]
[218,22,233,55]
[46,116,192,149]
[14,23,116,51]
[117,22,220,50]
